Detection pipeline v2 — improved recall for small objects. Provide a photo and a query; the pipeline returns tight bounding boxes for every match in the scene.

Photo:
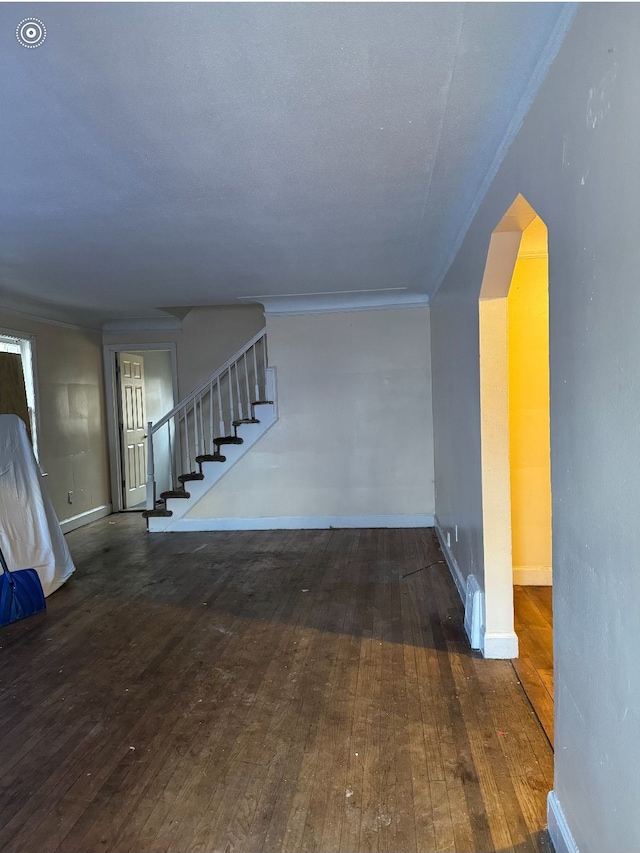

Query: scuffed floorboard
[0,516,553,852]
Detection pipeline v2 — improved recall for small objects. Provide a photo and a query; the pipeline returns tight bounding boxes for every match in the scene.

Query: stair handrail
[149,327,266,436]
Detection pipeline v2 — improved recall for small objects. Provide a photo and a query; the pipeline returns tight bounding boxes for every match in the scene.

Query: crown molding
[0,305,101,332]
[101,316,183,332]
[239,288,429,316]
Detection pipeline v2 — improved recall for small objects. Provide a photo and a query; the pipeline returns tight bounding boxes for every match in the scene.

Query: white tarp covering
[0,414,75,597]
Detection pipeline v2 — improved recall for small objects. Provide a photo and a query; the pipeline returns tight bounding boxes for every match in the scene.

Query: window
[0,331,39,460]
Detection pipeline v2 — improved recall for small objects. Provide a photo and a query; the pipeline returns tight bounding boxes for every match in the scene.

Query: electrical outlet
[68,490,73,504]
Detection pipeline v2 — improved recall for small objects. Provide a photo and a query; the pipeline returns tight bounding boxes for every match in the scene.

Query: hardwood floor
[512,586,554,747]
[0,517,553,853]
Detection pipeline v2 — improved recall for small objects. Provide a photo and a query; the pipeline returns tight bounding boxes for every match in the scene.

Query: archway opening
[478,194,552,743]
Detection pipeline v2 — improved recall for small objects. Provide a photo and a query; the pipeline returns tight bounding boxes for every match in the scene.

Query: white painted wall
[187,307,434,524]
[431,6,640,850]
[0,309,110,524]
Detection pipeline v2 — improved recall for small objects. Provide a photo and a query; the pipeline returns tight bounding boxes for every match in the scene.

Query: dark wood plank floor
[0,517,553,853]
[512,586,554,747]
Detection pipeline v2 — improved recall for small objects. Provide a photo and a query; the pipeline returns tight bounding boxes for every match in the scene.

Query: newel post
[146,421,155,510]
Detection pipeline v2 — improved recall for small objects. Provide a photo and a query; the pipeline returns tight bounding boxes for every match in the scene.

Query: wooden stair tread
[214,436,243,446]
[160,490,190,500]
[233,418,260,427]
[142,508,172,518]
[196,453,226,463]
[253,400,273,406]
[178,473,205,483]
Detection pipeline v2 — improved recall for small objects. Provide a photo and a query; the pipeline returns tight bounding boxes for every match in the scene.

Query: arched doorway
[478,195,551,670]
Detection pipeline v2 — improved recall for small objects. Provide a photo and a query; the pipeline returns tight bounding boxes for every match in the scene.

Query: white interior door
[118,352,147,508]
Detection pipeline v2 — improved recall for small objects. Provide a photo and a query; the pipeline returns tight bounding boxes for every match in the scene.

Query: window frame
[0,327,40,461]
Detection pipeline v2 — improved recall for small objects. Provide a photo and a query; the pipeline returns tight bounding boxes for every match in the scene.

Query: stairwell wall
[103,305,265,398]
[185,306,435,525]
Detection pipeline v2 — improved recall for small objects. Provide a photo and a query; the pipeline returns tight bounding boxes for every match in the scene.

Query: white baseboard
[547,791,579,853]
[152,513,435,532]
[481,629,519,659]
[514,566,552,585]
[434,516,466,602]
[435,517,517,659]
[60,503,112,534]
[464,574,484,651]
[434,517,484,650]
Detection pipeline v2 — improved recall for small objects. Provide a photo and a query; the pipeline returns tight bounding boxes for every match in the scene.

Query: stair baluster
[227,366,234,433]
[243,352,251,417]
[167,420,174,492]
[146,419,155,510]
[235,363,243,421]
[197,393,205,460]
[252,342,259,402]
[184,407,191,473]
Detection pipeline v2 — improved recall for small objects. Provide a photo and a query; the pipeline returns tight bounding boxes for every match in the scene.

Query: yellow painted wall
[507,224,551,576]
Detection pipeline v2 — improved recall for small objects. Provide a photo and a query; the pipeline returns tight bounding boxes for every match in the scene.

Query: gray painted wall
[431,5,640,850]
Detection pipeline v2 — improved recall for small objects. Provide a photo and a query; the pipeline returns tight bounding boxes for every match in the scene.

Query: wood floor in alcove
[512,586,554,748]
[0,517,553,853]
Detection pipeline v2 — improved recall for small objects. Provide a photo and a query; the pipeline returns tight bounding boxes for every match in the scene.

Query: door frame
[104,343,178,513]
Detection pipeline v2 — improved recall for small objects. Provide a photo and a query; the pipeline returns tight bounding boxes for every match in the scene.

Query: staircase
[142,329,277,532]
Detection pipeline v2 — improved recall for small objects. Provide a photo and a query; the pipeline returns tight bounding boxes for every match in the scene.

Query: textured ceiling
[0,3,573,327]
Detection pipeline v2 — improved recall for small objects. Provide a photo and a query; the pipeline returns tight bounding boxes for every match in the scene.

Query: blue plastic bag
[0,545,46,628]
